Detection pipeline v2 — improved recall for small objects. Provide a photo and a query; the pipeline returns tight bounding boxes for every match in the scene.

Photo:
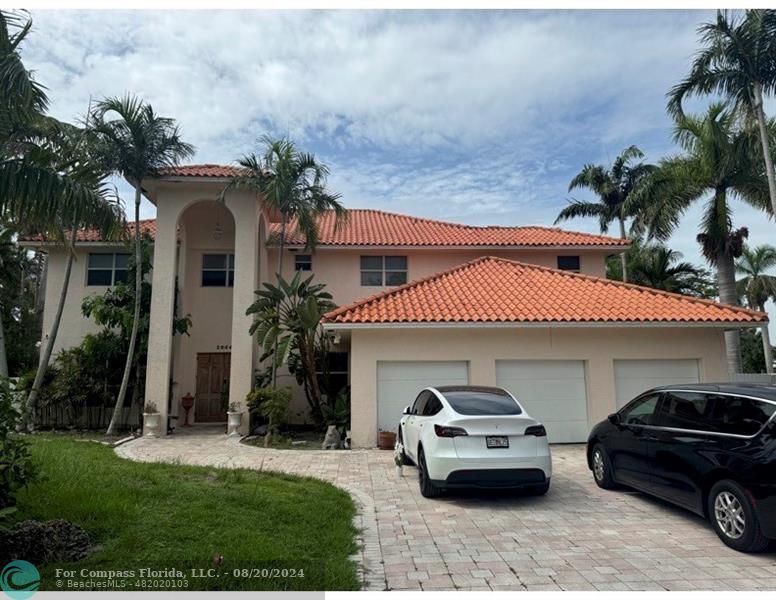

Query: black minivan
[587,384,776,552]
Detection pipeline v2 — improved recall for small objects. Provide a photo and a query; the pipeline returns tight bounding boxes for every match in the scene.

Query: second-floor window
[295,254,312,271]
[87,253,130,286]
[202,254,235,287]
[557,255,581,272]
[360,256,407,286]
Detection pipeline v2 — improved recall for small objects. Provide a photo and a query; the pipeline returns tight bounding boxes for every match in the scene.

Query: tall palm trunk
[0,250,8,377]
[0,308,8,378]
[717,251,743,375]
[753,82,776,217]
[757,304,774,374]
[107,183,142,436]
[27,212,79,429]
[618,216,628,283]
[270,215,287,390]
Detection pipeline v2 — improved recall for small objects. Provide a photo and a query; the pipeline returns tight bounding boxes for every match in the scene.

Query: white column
[143,198,183,434]
[226,194,259,433]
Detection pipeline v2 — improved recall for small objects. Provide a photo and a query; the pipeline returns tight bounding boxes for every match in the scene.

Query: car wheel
[397,426,414,466]
[708,480,770,553]
[591,444,617,490]
[417,448,442,498]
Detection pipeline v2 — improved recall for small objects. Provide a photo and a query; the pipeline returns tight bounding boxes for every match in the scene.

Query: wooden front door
[195,353,231,422]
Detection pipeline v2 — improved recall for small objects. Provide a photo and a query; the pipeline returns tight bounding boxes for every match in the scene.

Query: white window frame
[201,253,235,288]
[295,254,312,271]
[86,252,130,287]
[360,255,408,286]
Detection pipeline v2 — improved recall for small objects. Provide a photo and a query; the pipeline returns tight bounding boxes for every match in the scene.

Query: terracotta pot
[378,430,396,450]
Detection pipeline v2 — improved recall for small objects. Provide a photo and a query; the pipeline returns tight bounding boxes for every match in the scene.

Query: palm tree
[629,104,770,374]
[668,9,776,217]
[224,135,346,387]
[555,145,654,282]
[634,246,707,295]
[91,95,194,436]
[736,244,776,373]
[0,12,119,233]
[23,122,124,428]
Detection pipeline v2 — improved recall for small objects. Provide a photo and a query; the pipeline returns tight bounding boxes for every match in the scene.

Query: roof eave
[322,320,767,330]
[275,244,630,251]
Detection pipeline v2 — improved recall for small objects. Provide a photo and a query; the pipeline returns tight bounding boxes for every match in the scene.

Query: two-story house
[22,164,767,447]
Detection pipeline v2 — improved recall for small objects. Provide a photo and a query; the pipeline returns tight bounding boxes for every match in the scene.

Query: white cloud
[21,9,776,337]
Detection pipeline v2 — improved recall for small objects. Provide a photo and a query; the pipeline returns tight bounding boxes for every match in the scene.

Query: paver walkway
[116,429,776,591]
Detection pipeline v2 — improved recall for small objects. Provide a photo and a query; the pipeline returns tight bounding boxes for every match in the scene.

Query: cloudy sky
[22,9,776,278]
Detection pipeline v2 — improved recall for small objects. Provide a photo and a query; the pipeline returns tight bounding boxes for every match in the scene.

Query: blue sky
[23,9,776,281]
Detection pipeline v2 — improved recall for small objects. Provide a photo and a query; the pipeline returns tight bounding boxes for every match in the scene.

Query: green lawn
[12,436,360,591]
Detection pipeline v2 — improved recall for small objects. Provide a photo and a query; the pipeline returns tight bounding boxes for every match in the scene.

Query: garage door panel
[614,359,700,409]
[496,360,585,380]
[496,360,588,443]
[377,361,468,433]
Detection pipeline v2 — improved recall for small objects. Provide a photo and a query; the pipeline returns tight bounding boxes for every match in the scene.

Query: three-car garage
[373,356,704,445]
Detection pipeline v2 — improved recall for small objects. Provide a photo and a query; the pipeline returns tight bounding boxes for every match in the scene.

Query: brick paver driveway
[117,430,776,591]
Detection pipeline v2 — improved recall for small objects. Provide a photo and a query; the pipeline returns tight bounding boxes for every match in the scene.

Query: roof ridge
[280,209,629,243]
[323,255,766,323]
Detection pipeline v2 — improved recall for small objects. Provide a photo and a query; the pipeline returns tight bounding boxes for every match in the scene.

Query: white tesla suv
[397,385,552,498]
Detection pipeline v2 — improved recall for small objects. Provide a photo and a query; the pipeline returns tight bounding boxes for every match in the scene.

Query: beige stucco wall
[268,247,612,308]
[346,326,730,448]
[40,246,134,359]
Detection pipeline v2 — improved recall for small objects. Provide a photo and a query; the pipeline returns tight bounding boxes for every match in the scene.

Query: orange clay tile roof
[272,209,629,247]
[19,219,157,244]
[323,256,767,325]
[22,209,628,248]
[156,164,243,178]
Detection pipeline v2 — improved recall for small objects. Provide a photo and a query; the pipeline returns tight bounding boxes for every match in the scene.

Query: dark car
[587,383,776,552]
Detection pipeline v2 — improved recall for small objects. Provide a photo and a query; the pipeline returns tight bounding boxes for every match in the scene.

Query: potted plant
[143,401,161,437]
[378,429,396,450]
[226,401,243,437]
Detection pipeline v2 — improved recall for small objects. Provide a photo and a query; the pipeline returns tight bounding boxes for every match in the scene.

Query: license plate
[486,436,509,449]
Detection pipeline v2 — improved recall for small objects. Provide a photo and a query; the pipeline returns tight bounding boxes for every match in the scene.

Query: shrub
[322,387,350,437]
[246,387,291,447]
[0,377,36,510]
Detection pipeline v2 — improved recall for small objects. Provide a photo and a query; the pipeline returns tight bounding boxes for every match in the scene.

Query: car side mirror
[608,413,620,425]
[402,405,412,415]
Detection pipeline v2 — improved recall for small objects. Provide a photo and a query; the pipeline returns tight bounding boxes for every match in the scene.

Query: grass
[12,436,360,591]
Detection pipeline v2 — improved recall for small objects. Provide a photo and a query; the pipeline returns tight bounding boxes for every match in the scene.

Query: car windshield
[442,391,522,415]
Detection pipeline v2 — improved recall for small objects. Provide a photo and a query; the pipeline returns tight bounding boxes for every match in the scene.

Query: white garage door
[496,360,588,443]
[377,361,468,433]
[614,359,700,409]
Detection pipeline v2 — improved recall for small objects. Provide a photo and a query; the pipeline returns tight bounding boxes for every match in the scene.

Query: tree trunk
[270,215,287,390]
[618,216,628,283]
[753,82,776,217]
[27,214,79,429]
[0,289,8,378]
[717,251,743,375]
[758,304,774,374]
[107,184,143,436]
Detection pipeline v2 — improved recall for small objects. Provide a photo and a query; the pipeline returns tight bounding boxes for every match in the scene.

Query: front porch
[143,187,269,435]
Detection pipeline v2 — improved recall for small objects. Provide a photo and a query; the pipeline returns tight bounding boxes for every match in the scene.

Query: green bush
[0,377,36,510]
[246,387,291,446]
[322,387,350,437]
